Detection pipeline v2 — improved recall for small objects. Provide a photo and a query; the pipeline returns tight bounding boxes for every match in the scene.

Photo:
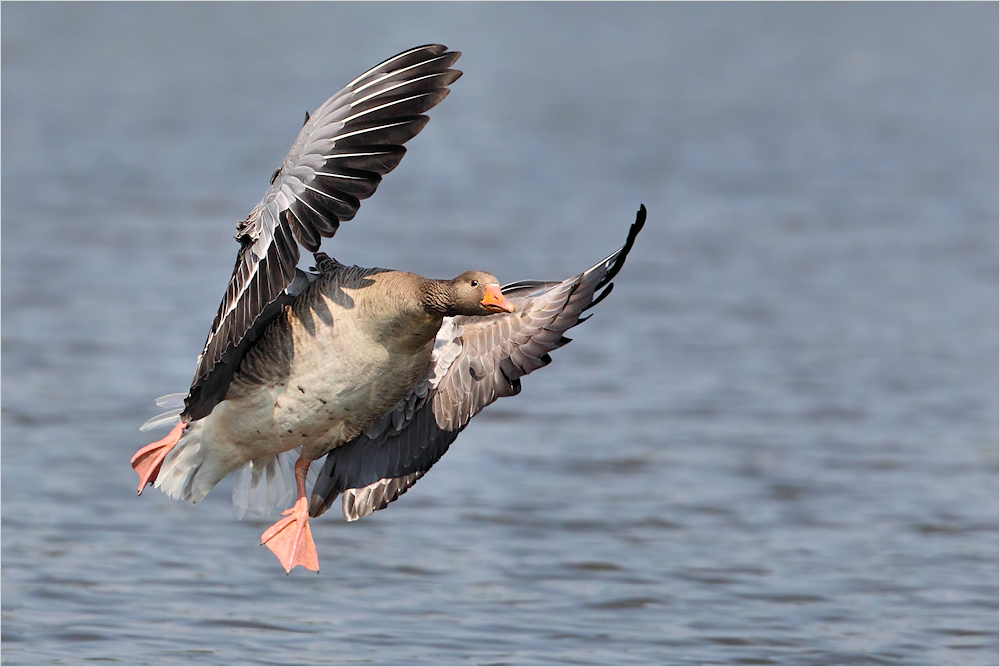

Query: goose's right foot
[131,419,186,495]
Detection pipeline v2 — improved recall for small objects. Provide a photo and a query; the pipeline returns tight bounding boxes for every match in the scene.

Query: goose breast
[214,266,442,464]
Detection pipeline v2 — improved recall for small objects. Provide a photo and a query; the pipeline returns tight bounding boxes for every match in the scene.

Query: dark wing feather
[309,206,647,520]
[183,45,462,420]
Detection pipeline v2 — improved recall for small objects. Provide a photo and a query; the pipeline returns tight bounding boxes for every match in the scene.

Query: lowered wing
[309,205,646,520]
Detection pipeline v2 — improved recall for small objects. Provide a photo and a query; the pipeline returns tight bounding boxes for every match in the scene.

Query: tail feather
[140,393,188,432]
[155,393,187,409]
[141,396,323,516]
[231,449,324,520]
[232,452,297,520]
[140,408,184,432]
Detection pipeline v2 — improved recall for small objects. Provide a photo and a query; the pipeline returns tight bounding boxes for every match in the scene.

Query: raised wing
[183,45,462,420]
[309,205,647,520]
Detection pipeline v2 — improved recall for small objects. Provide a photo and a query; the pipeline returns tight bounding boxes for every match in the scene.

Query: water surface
[3,4,997,665]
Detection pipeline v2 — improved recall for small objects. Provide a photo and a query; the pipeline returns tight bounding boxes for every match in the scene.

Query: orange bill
[482,284,516,313]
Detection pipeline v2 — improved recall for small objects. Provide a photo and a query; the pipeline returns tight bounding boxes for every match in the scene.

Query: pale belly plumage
[179,270,440,498]
[207,332,422,463]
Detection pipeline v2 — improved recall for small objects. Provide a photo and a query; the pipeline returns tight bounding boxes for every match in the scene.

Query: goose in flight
[132,44,646,573]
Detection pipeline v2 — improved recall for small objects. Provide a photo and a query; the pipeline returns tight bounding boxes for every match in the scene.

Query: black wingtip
[583,282,615,313]
[618,204,646,267]
[594,204,646,291]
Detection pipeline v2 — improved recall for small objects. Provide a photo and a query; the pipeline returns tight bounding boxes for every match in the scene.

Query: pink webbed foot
[261,497,319,574]
[131,419,186,495]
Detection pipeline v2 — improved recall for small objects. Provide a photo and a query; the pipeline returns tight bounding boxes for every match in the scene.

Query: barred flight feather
[183,45,461,421]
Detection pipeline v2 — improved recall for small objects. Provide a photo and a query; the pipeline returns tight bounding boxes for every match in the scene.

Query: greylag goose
[133,44,646,574]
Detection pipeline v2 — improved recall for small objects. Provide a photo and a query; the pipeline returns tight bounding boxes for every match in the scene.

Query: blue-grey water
[2,4,997,665]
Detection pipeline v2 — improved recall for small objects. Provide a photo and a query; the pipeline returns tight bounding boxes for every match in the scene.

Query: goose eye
[470,280,478,287]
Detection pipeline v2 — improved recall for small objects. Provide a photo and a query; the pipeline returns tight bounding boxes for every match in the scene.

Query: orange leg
[261,457,319,574]
[131,419,187,496]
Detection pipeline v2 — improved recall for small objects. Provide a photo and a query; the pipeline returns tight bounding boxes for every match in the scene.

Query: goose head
[422,271,516,317]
